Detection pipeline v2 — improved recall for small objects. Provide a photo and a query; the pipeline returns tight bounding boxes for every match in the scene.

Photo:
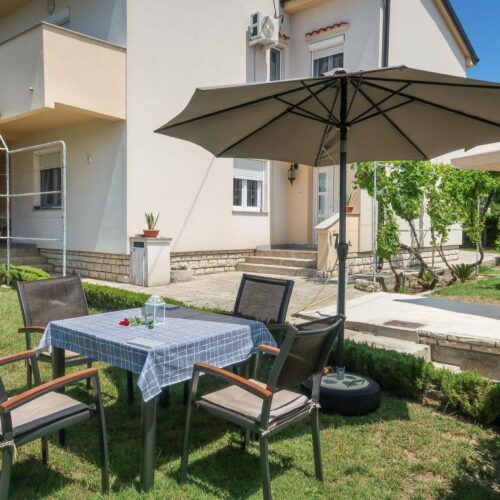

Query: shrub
[334,340,500,425]
[0,264,50,286]
[451,263,475,283]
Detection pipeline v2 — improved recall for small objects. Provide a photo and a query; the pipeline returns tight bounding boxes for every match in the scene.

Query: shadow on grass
[439,434,500,499]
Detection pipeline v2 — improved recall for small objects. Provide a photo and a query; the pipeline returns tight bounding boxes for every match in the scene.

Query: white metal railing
[0,135,67,278]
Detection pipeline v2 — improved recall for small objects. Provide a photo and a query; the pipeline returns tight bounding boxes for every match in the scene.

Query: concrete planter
[171,269,193,283]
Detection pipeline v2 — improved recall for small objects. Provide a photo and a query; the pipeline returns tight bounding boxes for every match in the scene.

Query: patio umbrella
[155,65,500,377]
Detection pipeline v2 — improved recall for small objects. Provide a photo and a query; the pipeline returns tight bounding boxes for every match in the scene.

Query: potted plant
[143,212,160,238]
[346,192,355,213]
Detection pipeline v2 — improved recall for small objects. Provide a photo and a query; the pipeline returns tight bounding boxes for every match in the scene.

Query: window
[310,34,345,77]
[37,151,62,209]
[233,159,266,211]
[269,47,282,81]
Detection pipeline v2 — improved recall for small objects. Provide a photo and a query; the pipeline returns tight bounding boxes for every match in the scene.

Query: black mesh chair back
[17,275,89,327]
[270,315,344,392]
[233,274,294,325]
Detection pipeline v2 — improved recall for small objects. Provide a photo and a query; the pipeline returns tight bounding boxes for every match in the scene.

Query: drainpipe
[382,0,391,67]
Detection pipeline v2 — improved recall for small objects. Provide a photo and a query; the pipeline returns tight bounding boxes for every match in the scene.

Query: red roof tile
[279,31,291,41]
[305,21,348,38]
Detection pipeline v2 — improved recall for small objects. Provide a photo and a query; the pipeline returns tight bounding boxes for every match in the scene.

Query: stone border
[171,249,255,275]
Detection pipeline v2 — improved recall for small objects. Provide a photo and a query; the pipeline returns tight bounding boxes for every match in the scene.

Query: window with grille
[38,152,62,209]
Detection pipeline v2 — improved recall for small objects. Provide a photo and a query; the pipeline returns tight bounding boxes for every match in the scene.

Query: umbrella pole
[336,78,349,380]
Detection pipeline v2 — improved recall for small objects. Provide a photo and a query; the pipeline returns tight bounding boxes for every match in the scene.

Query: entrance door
[313,166,334,243]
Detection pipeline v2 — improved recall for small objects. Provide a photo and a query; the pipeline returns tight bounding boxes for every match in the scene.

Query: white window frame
[309,34,345,77]
[233,159,268,213]
[33,148,62,210]
[269,46,283,81]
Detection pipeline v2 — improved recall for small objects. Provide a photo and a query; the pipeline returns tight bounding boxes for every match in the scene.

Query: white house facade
[0,0,477,283]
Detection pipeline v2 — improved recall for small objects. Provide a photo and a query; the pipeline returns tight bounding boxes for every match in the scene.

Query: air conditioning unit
[249,12,279,47]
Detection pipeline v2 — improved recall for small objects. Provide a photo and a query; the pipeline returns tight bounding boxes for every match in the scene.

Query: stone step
[0,256,51,266]
[432,362,461,373]
[236,262,321,278]
[245,255,317,268]
[256,249,318,260]
[345,329,431,361]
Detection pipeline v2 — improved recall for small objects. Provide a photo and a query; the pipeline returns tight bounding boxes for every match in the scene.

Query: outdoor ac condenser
[249,12,279,47]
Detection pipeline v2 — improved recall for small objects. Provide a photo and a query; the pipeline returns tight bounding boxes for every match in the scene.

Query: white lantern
[145,295,166,325]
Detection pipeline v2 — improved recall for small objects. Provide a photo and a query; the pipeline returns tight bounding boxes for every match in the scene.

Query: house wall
[0,0,126,46]
[9,119,127,254]
[126,0,275,255]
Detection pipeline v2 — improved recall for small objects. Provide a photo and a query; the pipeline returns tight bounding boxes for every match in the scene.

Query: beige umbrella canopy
[452,142,500,171]
[156,65,500,373]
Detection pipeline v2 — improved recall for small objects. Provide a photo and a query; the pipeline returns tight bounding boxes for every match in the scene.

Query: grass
[0,287,499,499]
[432,265,500,305]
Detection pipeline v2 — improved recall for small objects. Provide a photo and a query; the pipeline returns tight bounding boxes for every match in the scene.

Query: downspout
[382,0,391,67]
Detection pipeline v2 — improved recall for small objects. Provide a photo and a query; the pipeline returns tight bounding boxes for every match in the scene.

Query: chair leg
[127,371,134,405]
[311,407,323,481]
[95,399,110,494]
[0,447,14,500]
[180,399,194,483]
[243,430,250,452]
[259,435,272,500]
[26,361,32,389]
[41,437,49,465]
[86,363,92,390]
[183,381,189,406]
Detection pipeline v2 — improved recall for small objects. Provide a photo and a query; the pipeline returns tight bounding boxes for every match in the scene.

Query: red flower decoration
[119,318,130,326]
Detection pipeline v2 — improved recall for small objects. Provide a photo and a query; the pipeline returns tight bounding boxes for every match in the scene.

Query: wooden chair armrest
[257,344,280,356]
[0,350,37,367]
[0,368,99,412]
[18,326,46,334]
[194,362,273,399]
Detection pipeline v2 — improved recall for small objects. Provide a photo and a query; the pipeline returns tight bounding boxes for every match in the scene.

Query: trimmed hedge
[337,340,500,425]
[82,282,499,425]
[0,264,50,286]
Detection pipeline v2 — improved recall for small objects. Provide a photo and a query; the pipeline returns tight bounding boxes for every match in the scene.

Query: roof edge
[438,0,479,66]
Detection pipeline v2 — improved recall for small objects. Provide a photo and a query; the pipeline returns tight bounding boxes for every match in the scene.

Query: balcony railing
[0,23,125,137]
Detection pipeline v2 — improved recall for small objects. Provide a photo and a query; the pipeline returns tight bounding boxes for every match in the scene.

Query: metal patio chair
[181,314,344,500]
[0,350,109,498]
[16,275,135,403]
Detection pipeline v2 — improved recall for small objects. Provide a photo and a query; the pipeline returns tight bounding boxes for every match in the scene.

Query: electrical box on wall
[249,12,279,47]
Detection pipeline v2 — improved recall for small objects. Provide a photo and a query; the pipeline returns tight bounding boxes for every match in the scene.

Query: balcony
[0,22,125,139]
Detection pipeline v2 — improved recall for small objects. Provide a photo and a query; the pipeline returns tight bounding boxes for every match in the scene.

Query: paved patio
[86,271,366,318]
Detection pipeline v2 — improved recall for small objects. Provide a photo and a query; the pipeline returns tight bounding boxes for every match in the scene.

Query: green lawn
[0,287,499,499]
[432,265,500,304]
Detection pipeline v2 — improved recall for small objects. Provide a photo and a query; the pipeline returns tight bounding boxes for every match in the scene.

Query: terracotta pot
[143,229,159,238]
[345,206,354,213]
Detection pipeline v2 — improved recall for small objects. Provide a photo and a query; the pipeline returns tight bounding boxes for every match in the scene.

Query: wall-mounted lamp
[288,162,298,185]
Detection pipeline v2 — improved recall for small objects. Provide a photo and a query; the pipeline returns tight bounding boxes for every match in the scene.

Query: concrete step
[256,249,318,260]
[236,262,321,278]
[245,255,317,268]
[345,329,431,361]
[346,320,420,343]
[0,256,50,266]
[432,362,461,373]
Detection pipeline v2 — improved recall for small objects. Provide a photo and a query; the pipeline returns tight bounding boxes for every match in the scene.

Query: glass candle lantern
[145,295,166,325]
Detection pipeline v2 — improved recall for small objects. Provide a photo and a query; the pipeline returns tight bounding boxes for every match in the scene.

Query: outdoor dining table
[37,305,276,491]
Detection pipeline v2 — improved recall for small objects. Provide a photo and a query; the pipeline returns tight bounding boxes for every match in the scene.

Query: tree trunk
[388,257,403,292]
[400,243,439,290]
[437,244,457,285]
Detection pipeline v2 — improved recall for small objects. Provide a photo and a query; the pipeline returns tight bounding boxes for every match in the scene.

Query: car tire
[301,372,381,416]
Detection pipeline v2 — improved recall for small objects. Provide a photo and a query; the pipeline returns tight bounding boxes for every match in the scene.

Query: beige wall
[9,119,127,253]
[126,0,275,253]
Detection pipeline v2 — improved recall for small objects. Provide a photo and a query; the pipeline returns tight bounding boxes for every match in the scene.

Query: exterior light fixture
[288,162,298,185]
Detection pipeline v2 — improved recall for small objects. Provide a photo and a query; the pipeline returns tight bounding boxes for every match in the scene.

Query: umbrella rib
[362,76,500,90]
[349,81,412,124]
[300,80,340,126]
[314,85,340,166]
[216,80,334,157]
[351,97,415,125]
[288,109,335,126]
[363,80,500,129]
[273,96,335,125]
[357,86,427,159]
[346,76,363,118]
[156,80,329,132]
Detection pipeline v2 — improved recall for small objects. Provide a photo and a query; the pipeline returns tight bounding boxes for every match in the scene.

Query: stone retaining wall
[40,249,130,283]
[171,249,255,275]
[348,245,459,275]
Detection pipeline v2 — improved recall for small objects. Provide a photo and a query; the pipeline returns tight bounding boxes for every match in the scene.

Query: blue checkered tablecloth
[37,307,276,402]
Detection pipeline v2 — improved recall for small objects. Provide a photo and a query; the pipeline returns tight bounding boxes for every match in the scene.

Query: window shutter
[39,152,61,170]
[233,159,265,181]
